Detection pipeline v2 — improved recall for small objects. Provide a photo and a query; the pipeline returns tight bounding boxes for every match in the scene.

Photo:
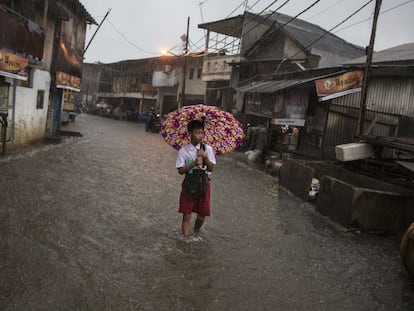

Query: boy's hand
[195,156,203,166]
[197,149,207,159]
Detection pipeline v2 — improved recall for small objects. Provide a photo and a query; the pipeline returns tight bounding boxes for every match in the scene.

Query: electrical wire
[107,19,159,55]
[334,0,414,33]
[188,0,265,53]
[219,0,321,53]
[272,0,375,76]
[246,0,262,11]
[226,0,250,18]
[307,0,345,20]
[203,0,286,54]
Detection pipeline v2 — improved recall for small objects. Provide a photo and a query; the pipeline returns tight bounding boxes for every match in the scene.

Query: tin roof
[198,15,244,38]
[237,72,344,94]
[198,11,364,59]
[345,43,414,65]
[56,0,97,25]
[248,12,364,59]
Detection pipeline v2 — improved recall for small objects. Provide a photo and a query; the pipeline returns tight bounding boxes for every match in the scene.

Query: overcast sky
[81,0,414,63]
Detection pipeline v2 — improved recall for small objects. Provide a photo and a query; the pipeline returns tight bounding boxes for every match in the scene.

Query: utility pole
[356,0,382,137]
[179,16,190,109]
[84,9,111,56]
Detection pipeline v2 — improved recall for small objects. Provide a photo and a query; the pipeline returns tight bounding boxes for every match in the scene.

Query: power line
[307,0,345,20]
[219,0,321,53]
[334,0,414,33]
[273,0,375,75]
[107,19,158,55]
[188,0,264,53]
[205,0,286,53]
[226,0,246,18]
[226,0,249,18]
[247,0,262,11]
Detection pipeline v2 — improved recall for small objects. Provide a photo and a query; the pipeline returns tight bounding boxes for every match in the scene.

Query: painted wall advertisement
[0,49,29,80]
[315,71,364,101]
[272,90,308,127]
[55,18,85,91]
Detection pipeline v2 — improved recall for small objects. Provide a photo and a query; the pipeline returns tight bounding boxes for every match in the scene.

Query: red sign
[56,71,81,91]
[315,71,364,100]
[0,49,28,74]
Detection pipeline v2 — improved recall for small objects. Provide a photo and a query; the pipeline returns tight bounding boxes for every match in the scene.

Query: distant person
[175,120,216,236]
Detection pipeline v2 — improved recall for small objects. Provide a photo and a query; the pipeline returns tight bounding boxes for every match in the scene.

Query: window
[189,68,194,80]
[36,90,45,109]
[197,68,202,79]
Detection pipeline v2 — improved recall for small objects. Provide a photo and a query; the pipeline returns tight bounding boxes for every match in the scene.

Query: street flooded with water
[0,114,413,310]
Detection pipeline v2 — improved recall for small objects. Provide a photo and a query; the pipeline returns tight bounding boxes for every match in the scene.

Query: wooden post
[356,0,382,137]
[179,17,190,108]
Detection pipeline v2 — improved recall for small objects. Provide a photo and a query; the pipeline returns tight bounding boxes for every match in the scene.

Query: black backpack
[183,144,208,198]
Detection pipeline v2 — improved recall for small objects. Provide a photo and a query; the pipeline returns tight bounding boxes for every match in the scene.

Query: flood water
[0,114,413,310]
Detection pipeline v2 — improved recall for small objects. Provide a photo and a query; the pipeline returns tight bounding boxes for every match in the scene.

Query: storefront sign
[272,90,308,127]
[55,18,83,91]
[56,71,81,92]
[272,118,306,126]
[315,71,364,101]
[0,49,29,80]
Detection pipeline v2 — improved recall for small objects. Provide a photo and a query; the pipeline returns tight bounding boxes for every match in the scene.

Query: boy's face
[190,128,204,144]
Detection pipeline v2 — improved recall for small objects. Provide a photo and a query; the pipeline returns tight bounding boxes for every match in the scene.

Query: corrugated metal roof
[198,15,244,38]
[248,12,364,60]
[238,75,331,94]
[345,43,414,65]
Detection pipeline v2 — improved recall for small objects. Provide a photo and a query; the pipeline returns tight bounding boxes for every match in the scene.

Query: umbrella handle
[200,165,207,171]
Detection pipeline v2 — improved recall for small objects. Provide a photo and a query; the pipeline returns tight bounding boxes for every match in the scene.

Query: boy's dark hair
[187,119,204,133]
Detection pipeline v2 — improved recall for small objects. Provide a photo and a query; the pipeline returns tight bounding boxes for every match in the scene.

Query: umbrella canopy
[161,104,245,156]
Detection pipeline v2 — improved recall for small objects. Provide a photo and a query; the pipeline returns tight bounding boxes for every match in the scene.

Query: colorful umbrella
[161,104,245,156]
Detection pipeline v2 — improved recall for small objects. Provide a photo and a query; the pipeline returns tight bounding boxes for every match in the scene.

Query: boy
[176,120,216,236]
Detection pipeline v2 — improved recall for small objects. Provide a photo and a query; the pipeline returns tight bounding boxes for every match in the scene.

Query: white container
[335,142,375,162]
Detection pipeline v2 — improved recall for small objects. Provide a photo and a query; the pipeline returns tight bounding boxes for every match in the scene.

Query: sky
[81,0,414,63]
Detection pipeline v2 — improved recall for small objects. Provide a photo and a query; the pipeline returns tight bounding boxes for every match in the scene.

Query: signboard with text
[272,90,308,127]
[56,71,81,92]
[315,71,364,101]
[0,49,28,80]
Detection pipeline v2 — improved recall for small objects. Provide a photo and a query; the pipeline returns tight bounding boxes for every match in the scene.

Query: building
[0,0,95,148]
[324,43,414,158]
[81,54,206,119]
[198,11,365,113]
[238,43,414,160]
[153,54,205,115]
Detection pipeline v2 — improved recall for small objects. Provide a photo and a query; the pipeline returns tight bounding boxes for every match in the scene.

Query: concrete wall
[279,160,315,201]
[202,55,241,82]
[284,36,306,60]
[312,48,360,68]
[317,175,414,234]
[185,67,206,96]
[14,70,50,145]
[306,161,406,193]
[41,17,56,72]
[280,159,414,234]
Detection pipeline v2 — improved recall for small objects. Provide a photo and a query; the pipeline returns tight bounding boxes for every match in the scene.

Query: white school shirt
[176,143,216,174]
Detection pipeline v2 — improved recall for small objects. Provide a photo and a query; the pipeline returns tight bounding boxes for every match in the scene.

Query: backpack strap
[200,144,207,171]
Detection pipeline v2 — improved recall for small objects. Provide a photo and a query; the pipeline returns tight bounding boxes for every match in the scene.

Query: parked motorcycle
[146,112,161,133]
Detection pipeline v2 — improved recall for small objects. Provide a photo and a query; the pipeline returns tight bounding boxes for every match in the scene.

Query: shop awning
[0,49,29,81]
[238,72,346,94]
[238,77,317,94]
[0,70,27,81]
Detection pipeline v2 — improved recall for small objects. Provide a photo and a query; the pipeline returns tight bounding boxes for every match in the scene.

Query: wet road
[0,114,413,310]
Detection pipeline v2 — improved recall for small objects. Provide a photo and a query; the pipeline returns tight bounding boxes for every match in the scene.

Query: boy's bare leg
[194,214,205,231]
[182,214,192,236]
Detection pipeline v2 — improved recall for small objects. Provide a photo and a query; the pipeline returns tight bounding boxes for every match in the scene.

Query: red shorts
[179,180,211,216]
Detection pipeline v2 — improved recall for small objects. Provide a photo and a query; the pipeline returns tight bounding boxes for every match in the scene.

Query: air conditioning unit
[335,143,375,162]
[162,65,172,73]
